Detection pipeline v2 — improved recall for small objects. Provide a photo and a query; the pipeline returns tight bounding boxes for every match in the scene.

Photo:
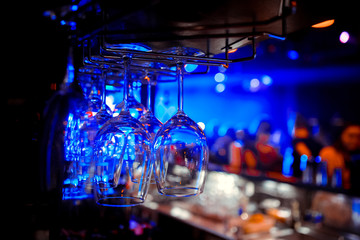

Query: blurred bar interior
[10,0,360,239]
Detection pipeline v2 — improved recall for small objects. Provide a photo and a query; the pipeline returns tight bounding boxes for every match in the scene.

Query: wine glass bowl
[93,113,151,206]
[153,111,208,197]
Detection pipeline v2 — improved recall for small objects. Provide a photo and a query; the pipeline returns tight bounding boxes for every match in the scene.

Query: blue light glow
[300,154,308,171]
[287,112,297,136]
[218,65,228,73]
[287,50,299,60]
[106,85,122,92]
[71,5,78,11]
[214,73,226,82]
[43,10,51,17]
[69,21,76,30]
[250,78,260,88]
[60,20,66,25]
[204,119,219,138]
[66,61,75,84]
[261,75,273,86]
[184,64,198,73]
[268,34,286,40]
[110,43,151,52]
[282,147,294,176]
[218,123,230,136]
[215,83,225,93]
[154,73,269,142]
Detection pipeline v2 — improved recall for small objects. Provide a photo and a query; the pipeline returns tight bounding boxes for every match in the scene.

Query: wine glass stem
[101,69,107,106]
[147,78,152,113]
[123,56,131,111]
[176,61,184,113]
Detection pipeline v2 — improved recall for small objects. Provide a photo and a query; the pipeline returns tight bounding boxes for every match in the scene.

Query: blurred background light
[184,64,198,72]
[250,78,260,88]
[71,5,78,11]
[218,123,230,136]
[339,31,350,44]
[267,34,286,40]
[300,154,308,171]
[214,72,226,82]
[261,75,273,86]
[311,19,335,28]
[197,122,205,130]
[282,147,294,176]
[215,83,226,93]
[218,64,228,73]
[249,78,260,92]
[287,50,299,60]
[228,48,238,53]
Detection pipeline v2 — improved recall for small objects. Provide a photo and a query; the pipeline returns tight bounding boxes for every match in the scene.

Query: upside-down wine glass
[63,96,84,198]
[63,72,101,198]
[139,75,163,183]
[153,59,209,197]
[93,55,152,207]
[77,69,113,193]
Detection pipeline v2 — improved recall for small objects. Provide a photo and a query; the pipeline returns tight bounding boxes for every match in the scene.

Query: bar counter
[28,170,360,240]
[135,169,360,240]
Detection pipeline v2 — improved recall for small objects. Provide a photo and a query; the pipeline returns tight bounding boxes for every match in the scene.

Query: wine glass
[77,69,113,192]
[139,75,163,183]
[63,73,101,198]
[93,55,152,207]
[153,57,209,197]
[63,97,84,198]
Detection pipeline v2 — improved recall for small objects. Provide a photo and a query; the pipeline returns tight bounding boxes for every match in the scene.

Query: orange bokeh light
[228,48,238,53]
[311,19,335,28]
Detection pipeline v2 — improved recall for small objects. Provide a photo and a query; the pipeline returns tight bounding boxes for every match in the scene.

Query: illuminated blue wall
[153,40,360,151]
[154,64,293,141]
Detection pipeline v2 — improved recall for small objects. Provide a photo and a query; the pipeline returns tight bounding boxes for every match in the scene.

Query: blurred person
[319,123,360,190]
[291,114,323,177]
[242,121,282,173]
[211,128,236,165]
[241,129,258,172]
[226,129,245,173]
[254,121,282,172]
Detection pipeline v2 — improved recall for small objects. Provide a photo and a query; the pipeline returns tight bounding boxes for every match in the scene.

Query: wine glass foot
[159,187,201,197]
[96,196,144,207]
